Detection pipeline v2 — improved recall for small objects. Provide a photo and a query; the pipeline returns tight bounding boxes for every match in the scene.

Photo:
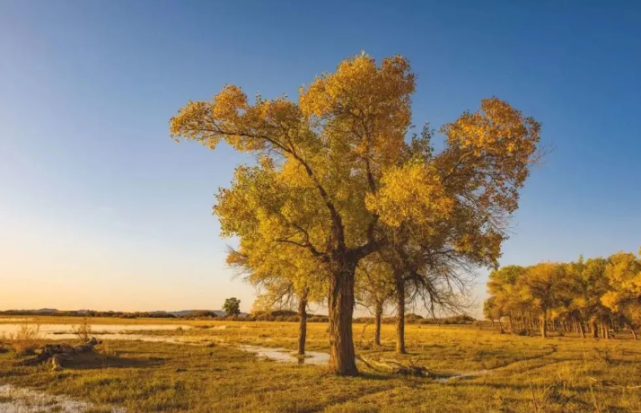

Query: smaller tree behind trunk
[355,255,395,348]
[374,302,383,346]
[540,311,547,338]
[395,274,406,354]
[298,289,308,356]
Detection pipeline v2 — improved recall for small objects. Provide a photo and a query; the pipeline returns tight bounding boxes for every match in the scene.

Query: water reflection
[0,324,192,341]
[238,345,329,365]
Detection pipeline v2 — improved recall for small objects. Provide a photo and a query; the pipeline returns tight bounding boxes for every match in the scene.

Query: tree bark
[374,301,383,346]
[591,321,598,338]
[631,327,638,341]
[541,312,547,338]
[579,321,586,339]
[395,275,406,354]
[298,289,308,356]
[327,261,358,376]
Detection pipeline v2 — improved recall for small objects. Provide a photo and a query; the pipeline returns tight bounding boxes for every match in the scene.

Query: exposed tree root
[357,355,430,377]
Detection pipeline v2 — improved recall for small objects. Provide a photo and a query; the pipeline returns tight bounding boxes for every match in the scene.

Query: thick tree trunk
[298,290,308,356]
[591,321,598,338]
[327,262,358,376]
[395,275,406,354]
[374,301,383,346]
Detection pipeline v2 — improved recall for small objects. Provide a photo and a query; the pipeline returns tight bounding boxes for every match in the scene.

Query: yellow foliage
[366,162,452,228]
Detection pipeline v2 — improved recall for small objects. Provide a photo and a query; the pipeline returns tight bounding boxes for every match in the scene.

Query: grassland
[1,316,641,412]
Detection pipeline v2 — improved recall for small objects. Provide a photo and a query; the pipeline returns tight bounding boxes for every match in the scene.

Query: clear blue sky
[1,1,639,314]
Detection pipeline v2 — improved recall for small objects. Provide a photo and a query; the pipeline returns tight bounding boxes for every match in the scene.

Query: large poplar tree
[170,53,540,375]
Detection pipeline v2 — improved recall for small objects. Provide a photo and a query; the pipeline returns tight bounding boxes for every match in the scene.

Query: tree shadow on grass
[357,371,399,381]
[58,352,164,370]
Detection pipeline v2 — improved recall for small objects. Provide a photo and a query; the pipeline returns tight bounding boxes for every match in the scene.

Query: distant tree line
[0,308,475,326]
[484,248,641,339]
[0,310,179,318]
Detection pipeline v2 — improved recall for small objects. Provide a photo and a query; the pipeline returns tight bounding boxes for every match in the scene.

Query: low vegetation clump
[4,322,41,355]
[71,317,93,342]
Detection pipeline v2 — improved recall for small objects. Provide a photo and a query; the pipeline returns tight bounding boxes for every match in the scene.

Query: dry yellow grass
[0,316,640,412]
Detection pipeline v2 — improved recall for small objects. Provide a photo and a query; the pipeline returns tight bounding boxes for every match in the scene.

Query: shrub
[252,313,274,321]
[71,317,93,342]
[271,310,297,317]
[405,314,424,323]
[7,323,42,355]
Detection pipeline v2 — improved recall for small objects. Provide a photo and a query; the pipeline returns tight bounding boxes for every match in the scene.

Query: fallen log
[19,337,101,371]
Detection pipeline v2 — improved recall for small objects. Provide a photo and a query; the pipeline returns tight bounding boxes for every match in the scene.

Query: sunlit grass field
[1,316,641,412]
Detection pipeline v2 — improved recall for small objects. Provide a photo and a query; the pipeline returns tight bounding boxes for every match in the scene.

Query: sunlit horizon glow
[1,1,640,317]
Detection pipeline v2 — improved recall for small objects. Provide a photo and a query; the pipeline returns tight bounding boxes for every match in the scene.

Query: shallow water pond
[0,384,124,413]
[0,323,193,342]
[239,344,329,365]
